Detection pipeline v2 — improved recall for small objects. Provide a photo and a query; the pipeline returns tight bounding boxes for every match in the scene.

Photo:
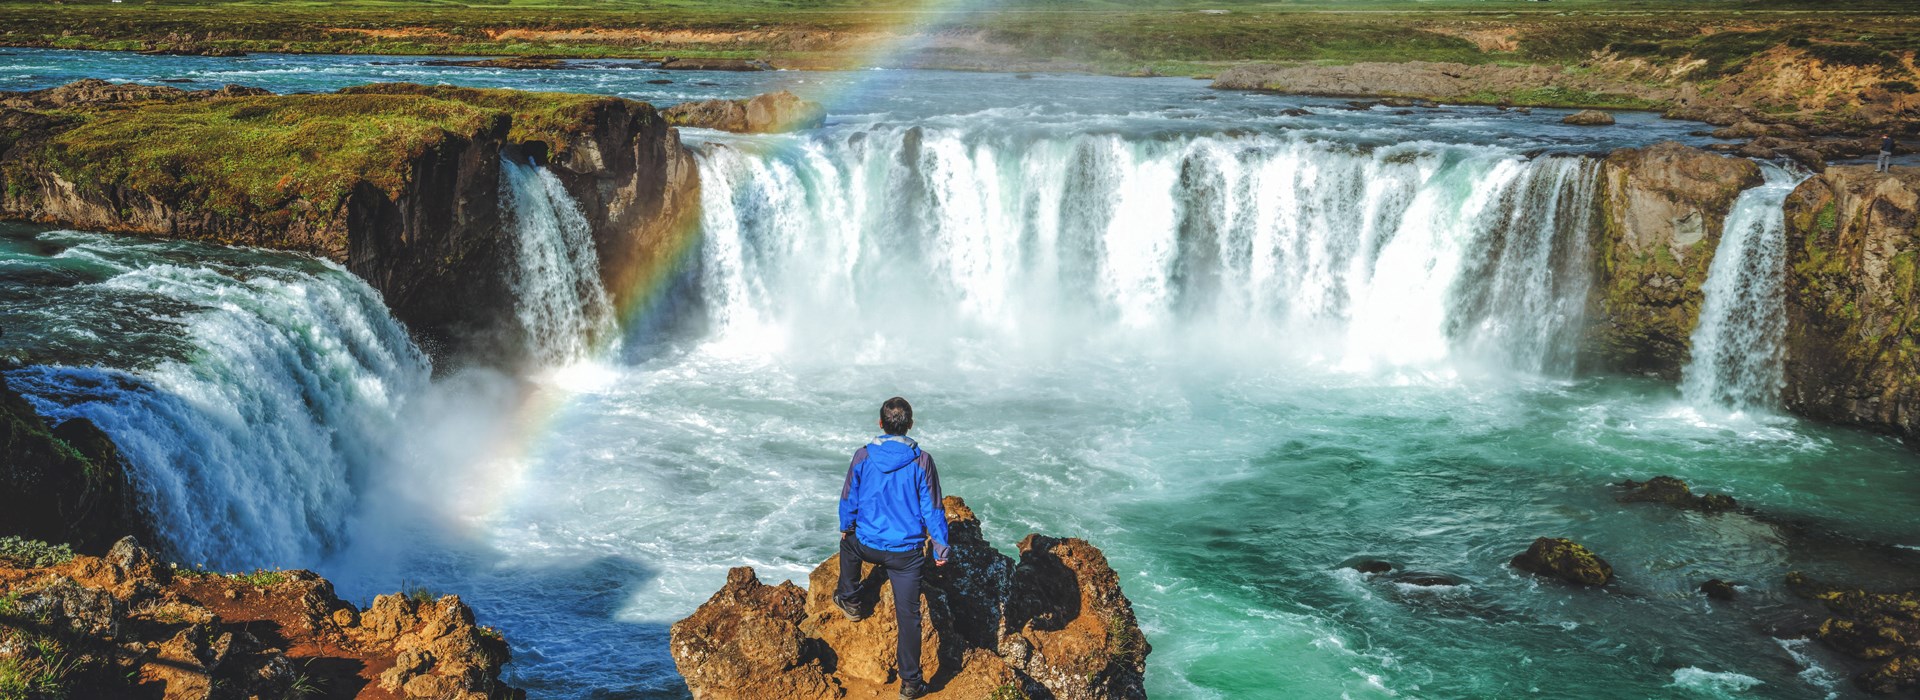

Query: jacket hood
[868,434,921,474]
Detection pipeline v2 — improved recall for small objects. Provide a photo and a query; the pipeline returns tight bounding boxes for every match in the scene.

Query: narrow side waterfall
[501,158,614,364]
[1680,165,1807,410]
[7,236,430,569]
[689,128,1600,374]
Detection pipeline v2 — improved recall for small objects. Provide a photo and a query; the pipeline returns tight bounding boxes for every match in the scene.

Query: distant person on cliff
[1880,133,1896,173]
[834,396,950,699]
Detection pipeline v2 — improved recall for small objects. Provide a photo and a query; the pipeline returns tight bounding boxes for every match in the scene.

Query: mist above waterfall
[689,127,1599,376]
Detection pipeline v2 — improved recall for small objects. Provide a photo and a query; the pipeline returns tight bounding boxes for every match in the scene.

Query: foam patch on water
[1667,667,1763,696]
[1774,638,1842,698]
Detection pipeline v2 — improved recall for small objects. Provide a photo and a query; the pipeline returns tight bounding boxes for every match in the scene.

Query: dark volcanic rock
[1509,537,1613,586]
[0,374,146,553]
[1701,579,1738,601]
[670,496,1148,699]
[1787,572,1920,694]
[1341,557,1395,574]
[1615,476,1738,511]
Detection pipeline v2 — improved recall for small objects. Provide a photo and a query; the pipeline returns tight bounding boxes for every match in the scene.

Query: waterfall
[687,127,1601,373]
[501,158,614,364]
[1680,165,1808,410]
[7,236,430,569]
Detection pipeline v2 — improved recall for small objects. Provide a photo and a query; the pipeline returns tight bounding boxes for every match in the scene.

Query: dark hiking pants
[834,535,927,686]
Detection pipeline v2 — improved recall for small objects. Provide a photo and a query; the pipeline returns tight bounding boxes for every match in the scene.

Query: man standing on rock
[835,396,950,699]
[1881,133,1896,173]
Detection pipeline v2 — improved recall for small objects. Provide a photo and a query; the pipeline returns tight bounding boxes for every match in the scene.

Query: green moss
[988,684,1032,700]
[337,84,622,148]
[1817,201,1839,235]
[39,94,494,218]
[227,570,290,587]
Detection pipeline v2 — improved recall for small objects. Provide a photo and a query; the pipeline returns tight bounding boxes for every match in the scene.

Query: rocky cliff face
[0,537,522,699]
[670,497,1149,699]
[662,90,827,134]
[0,374,146,555]
[1781,166,1920,439]
[1586,142,1763,377]
[0,80,699,365]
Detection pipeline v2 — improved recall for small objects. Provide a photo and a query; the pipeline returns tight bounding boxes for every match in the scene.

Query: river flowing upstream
[5,50,1920,699]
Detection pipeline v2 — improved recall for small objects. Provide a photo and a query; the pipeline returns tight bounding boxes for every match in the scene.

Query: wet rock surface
[0,537,521,699]
[1588,142,1764,377]
[1615,476,1739,512]
[1787,572,1920,695]
[670,496,1149,699]
[1509,537,1613,587]
[0,373,147,554]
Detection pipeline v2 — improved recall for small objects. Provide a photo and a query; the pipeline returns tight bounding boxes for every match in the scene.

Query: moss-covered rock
[1781,166,1920,441]
[1786,572,1920,694]
[1585,142,1763,378]
[0,80,698,365]
[1509,537,1613,587]
[1615,475,1739,512]
[0,374,145,554]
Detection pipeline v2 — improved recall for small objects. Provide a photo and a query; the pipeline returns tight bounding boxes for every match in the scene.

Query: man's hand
[934,558,948,567]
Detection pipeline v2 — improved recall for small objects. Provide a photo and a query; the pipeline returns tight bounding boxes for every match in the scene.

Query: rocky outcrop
[0,374,145,554]
[1786,572,1920,695]
[422,56,573,70]
[0,80,699,366]
[670,496,1149,699]
[663,90,826,133]
[1614,476,1738,512]
[0,537,521,699]
[658,57,773,71]
[1509,537,1612,587]
[1781,166,1920,441]
[1586,142,1763,377]
[1562,110,1615,126]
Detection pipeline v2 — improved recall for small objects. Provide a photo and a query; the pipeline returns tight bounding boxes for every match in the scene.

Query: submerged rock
[1786,572,1920,694]
[1509,537,1613,586]
[658,57,772,71]
[422,56,573,70]
[1340,557,1395,575]
[1700,579,1739,601]
[1615,476,1739,512]
[662,90,826,133]
[669,496,1149,699]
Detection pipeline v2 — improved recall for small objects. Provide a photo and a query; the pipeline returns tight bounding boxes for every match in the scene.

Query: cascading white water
[689,128,1600,374]
[1680,165,1807,411]
[8,238,429,570]
[501,158,614,363]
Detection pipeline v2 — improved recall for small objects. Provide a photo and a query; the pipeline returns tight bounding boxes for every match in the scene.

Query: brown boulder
[670,567,840,699]
[999,534,1150,700]
[1562,110,1616,126]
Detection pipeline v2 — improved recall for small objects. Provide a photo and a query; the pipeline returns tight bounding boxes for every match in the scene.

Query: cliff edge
[670,497,1150,700]
[1782,166,1920,440]
[0,79,698,365]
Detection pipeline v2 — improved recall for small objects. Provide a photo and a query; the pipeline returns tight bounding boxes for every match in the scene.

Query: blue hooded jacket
[840,434,950,561]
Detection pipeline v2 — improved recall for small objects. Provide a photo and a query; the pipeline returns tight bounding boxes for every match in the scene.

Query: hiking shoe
[899,681,930,699]
[834,596,867,622]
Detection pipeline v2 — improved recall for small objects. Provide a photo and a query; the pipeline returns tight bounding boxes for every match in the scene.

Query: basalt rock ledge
[670,496,1150,700]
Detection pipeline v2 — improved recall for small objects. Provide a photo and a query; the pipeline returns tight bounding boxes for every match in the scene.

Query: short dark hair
[880,397,913,435]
